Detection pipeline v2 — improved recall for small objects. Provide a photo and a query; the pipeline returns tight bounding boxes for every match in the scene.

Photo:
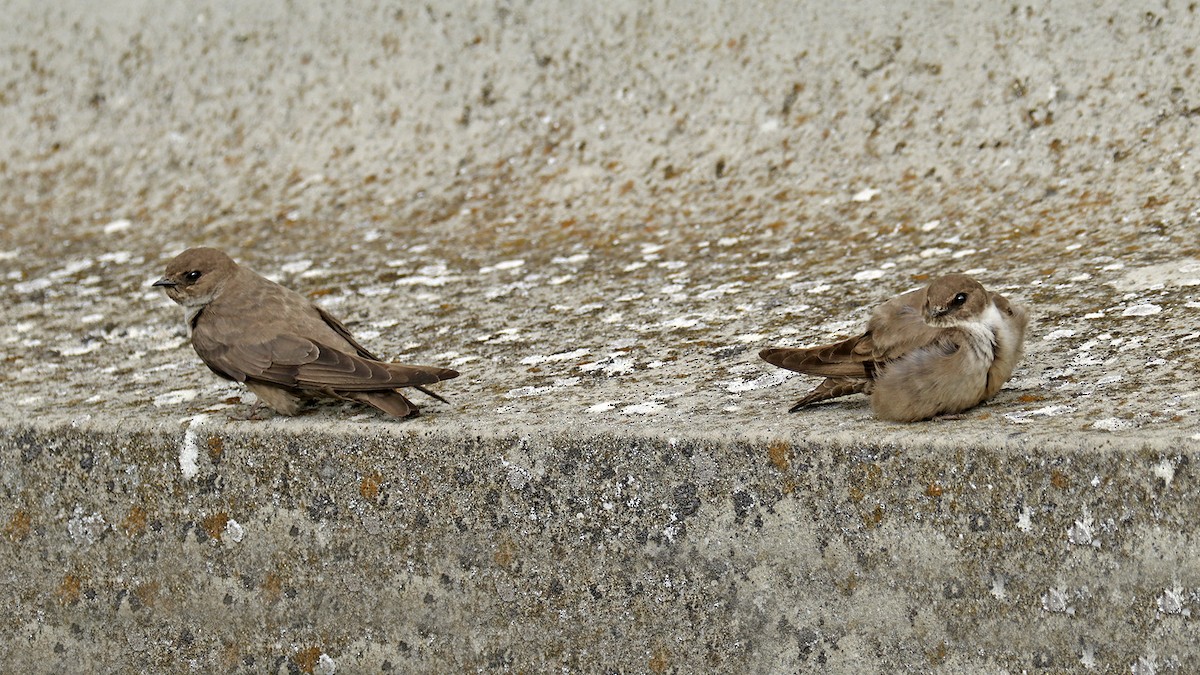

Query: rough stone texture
[3,422,1197,673]
[1,0,1198,672]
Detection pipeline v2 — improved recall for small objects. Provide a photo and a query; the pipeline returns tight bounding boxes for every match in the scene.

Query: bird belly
[869,339,993,421]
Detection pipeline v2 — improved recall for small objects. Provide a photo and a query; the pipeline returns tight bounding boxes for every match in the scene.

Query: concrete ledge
[2,420,1196,672]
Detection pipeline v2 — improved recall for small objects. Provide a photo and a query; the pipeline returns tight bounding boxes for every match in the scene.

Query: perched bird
[153,247,459,418]
[759,274,1028,422]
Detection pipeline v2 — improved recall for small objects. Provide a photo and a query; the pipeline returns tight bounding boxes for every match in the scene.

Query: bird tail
[788,377,870,412]
[386,364,458,404]
[386,364,459,384]
[414,384,450,404]
[759,336,873,378]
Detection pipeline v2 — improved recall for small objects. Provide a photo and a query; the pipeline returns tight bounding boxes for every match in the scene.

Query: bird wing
[314,305,382,360]
[193,328,456,391]
[310,306,460,399]
[761,287,951,377]
[863,290,946,362]
[759,334,876,378]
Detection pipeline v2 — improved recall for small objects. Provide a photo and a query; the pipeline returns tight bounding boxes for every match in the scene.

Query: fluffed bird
[153,247,459,418]
[759,274,1028,422]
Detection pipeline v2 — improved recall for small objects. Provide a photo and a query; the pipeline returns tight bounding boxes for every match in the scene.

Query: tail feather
[414,384,449,404]
[759,335,874,378]
[381,364,457,405]
[383,363,459,383]
[788,377,869,412]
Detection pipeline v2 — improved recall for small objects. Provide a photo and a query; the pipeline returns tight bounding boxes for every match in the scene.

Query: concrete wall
[3,423,1197,672]
[2,1,1199,672]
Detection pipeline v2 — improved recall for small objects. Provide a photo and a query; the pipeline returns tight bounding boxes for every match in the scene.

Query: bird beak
[152,277,177,288]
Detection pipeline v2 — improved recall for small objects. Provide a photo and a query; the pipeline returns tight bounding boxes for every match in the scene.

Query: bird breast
[956,302,1004,376]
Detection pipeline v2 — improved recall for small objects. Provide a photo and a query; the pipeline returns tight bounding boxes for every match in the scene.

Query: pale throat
[180,293,215,336]
[958,302,1004,360]
[182,306,202,336]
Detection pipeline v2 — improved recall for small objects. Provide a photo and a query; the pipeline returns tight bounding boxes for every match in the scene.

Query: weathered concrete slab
[1,0,1198,672]
[2,421,1197,673]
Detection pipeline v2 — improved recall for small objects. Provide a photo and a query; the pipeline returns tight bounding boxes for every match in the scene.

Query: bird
[153,247,459,418]
[759,274,1029,422]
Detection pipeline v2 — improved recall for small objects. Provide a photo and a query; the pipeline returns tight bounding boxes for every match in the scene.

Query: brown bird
[153,247,459,418]
[759,274,1029,422]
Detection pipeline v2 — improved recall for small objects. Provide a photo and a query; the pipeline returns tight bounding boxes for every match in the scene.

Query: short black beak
[152,277,177,288]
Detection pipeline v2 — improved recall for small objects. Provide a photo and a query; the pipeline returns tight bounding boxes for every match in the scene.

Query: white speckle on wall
[1067,511,1097,548]
[1151,459,1175,488]
[1157,588,1186,615]
[1041,586,1073,614]
[1016,505,1033,533]
[67,506,106,545]
[154,389,198,407]
[1092,417,1134,432]
[851,187,879,202]
[224,519,245,544]
[852,269,885,282]
[480,259,525,273]
[180,415,206,480]
[520,348,591,366]
[621,401,663,415]
[1043,329,1076,341]
[279,259,312,274]
[1122,304,1162,317]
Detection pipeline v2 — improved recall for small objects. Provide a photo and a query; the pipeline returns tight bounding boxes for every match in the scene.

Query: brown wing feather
[314,306,381,360]
[343,390,418,417]
[862,290,946,361]
[759,334,875,378]
[190,315,274,383]
[788,377,869,411]
[313,306,459,401]
[196,331,456,392]
[274,338,456,390]
[760,290,949,380]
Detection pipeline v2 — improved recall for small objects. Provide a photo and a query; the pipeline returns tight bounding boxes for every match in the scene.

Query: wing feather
[759,334,875,378]
[864,297,944,361]
[195,331,456,391]
[314,305,381,360]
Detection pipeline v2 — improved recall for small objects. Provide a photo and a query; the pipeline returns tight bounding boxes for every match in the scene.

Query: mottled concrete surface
[1,0,1198,672]
[2,422,1197,673]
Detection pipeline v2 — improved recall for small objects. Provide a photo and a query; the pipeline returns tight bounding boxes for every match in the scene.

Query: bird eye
[184,270,202,283]
[951,292,968,306]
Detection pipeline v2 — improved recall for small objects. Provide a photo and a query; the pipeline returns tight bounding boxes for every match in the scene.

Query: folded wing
[758,334,875,378]
[195,331,458,391]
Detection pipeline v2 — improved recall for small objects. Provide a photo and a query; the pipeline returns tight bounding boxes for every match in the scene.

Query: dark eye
[950,292,968,306]
[184,270,202,283]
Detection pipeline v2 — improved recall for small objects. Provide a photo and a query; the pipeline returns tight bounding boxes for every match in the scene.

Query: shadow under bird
[153,247,459,418]
[759,274,1029,422]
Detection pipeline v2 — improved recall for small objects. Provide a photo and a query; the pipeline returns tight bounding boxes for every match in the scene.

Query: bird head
[153,247,239,308]
[922,274,988,327]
